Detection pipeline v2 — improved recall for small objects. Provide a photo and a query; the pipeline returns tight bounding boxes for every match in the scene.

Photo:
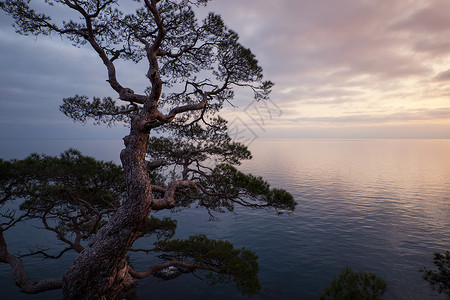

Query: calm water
[0,139,449,299]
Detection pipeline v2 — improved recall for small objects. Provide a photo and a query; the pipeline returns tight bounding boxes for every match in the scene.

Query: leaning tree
[0,0,296,299]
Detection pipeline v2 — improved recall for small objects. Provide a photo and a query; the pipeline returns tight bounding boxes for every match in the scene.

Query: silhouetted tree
[420,251,450,297]
[0,0,295,299]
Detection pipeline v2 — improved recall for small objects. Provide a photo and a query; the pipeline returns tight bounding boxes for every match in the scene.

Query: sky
[1,0,450,142]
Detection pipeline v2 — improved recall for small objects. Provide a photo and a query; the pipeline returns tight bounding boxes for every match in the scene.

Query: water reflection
[238,139,450,299]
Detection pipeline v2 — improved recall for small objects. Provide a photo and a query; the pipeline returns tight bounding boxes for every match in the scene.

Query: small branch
[231,198,270,209]
[19,247,73,259]
[145,0,166,50]
[155,93,208,123]
[94,104,139,117]
[0,210,28,231]
[128,247,158,254]
[41,208,83,253]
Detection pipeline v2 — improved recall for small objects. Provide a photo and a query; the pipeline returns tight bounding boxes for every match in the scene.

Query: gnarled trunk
[62,118,153,299]
[61,205,148,299]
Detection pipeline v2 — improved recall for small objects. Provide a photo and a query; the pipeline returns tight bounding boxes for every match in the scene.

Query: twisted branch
[0,229,62,294]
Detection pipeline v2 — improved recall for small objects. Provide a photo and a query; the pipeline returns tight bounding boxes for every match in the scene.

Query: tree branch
[146,159,166,171]
[151,180,198,210]
[0,229,62,294]
[19,247,73,260]
[155,93,208,123]
[0,209,28,231]
[127,247,157,254]
[41,207,83,253]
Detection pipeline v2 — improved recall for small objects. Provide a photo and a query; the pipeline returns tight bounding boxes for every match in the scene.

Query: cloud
[290,107,450,124]
[390,0,450,61]
[1,1,450,140]
[208,0,431,80]
[392,0,450,34]
[0,19,149,130]
[434,69,450,81]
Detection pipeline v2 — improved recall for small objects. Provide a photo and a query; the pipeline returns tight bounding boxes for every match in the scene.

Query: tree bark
[62,3,165,293]
[62,114,153,299]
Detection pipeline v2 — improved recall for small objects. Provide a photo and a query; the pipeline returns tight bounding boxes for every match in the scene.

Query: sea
[0,139,449,299]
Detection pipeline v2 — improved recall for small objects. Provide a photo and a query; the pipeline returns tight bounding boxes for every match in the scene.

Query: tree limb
[146,159,166,171]
[41,207,84,253]
[151,180,198,210]
[127,247,157,254]
[19,247,73,260]
[155,93,208,123]
[0,229,62,294]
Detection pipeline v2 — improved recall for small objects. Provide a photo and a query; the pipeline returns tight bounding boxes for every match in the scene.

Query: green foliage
[60,95,135,126]
[13,149,125,212]
[267,188,296,211]
[139,216,177,240]
[0,149,183,251]
[420,251,450,296]
[0,158,14,204]
[202,164,296,212]
[320,267,387,300]
[156,234,260,295]
[148,116,251,168]
[0,149,126,242]
[147,115,296,214]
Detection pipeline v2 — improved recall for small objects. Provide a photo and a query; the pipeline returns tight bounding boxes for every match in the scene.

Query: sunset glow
[208,0,450,139]
[1,0,450,139]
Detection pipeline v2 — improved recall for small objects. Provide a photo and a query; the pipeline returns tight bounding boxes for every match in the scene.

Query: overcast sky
[1,0,450,142]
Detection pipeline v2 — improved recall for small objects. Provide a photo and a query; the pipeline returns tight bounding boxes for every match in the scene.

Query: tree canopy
[0,0,295,298]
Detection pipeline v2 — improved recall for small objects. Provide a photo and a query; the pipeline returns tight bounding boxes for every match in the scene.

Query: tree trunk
[62,116,153,299]
[61,206,147,299]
